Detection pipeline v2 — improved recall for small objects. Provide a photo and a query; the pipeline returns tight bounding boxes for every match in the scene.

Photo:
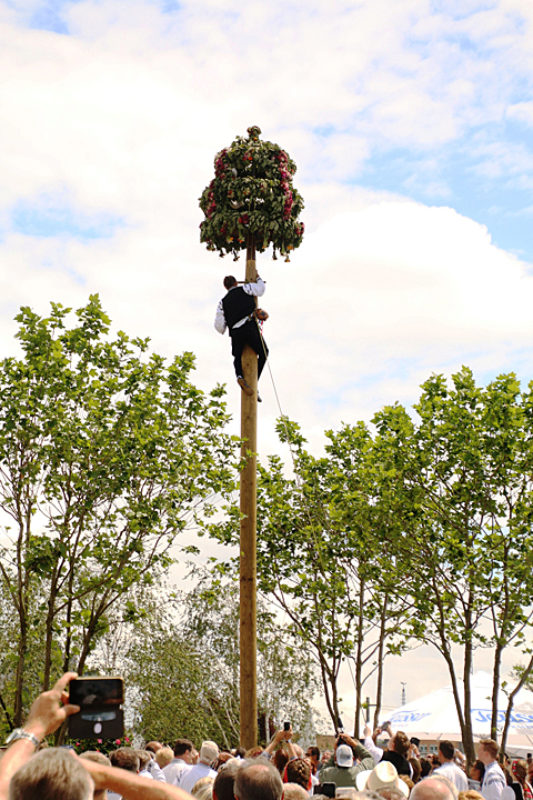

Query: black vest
[221,287,255,330]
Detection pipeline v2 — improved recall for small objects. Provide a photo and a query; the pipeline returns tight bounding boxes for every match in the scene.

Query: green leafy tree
[211,418,411,734]
[0,296,236,728]
[373,368,533,762]
[117,577,318,746]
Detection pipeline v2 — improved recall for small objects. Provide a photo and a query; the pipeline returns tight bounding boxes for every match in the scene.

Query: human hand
[24,672,80,740]
[340,734,356,748]
[272,729,286,745]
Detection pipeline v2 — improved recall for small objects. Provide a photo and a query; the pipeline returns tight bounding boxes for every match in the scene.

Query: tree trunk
[353,581,365,738]
[373,598,388,730]
[500,654,533,756]
[490,641,504,741]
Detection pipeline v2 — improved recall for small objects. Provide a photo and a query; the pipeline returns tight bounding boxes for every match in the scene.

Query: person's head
[305,746,320,773]
[214,753,234,771]
[284,757,311,790]
[213,758,241,800]
[109,747,140,773]
[79,750,111,766]
[378,791,408,800]
[174,738,194,763]
[335,744,354,768]
[79,751,111,800]
[9,748,94,800]
[224,276,238,290]
[355,761,409,798]
[192,776,215,800]
[156,746,174,768]
[145,741,163,754]
[458,791,484,800]
[439,741,455,763]
[234,758,283,800]
[272,749,289,775]
[244,746,264,759]
[477,740,499,766]
[410,775,457,800]
[200,740,220,766]
[282,784,309,800]
[420,758,432,778]
[469,760,485,783]
[137,750,153,771]
[512,760,528,784]
[391,731,410,758]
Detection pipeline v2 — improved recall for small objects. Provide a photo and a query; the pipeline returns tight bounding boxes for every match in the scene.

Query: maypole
[199,126,304,748]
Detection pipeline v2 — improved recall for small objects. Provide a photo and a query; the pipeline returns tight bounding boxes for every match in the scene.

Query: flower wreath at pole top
[199,125,305,262]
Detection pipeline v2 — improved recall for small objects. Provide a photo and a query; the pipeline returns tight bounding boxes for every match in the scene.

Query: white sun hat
[355,761,409,797]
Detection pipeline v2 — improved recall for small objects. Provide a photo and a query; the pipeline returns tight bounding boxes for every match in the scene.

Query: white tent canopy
[387,671,533,752]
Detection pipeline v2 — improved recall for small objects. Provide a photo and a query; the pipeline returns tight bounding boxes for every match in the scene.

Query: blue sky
[0,0,532,715]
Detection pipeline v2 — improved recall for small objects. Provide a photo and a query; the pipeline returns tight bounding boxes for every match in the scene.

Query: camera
[68,676,124,740]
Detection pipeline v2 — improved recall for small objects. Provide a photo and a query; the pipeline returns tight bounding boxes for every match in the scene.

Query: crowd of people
[1,674,532,800]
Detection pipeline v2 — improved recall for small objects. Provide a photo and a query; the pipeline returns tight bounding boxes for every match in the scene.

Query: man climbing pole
[214,274,268,400]
[200,126,305,749]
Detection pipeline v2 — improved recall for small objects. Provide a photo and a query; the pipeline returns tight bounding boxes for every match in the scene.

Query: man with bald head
[410,774,457,800]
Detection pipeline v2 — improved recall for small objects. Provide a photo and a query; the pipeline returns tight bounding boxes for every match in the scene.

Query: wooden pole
[239,236,258,749]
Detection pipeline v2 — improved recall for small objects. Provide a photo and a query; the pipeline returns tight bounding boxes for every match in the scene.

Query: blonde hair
[156,746,174,768]
[192,777,214,800]
[479,740,499,760]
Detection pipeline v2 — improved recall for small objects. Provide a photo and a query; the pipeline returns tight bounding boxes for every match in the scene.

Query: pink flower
[97,739,103,744]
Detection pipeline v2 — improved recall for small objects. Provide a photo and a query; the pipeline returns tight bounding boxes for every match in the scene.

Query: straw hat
[355,761,409,797]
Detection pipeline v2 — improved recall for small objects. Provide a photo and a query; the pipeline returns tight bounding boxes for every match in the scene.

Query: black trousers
[230,319,268,381]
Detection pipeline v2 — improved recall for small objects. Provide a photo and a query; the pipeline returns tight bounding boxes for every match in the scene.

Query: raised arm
[0,672,80,800]
[243,276,265,297]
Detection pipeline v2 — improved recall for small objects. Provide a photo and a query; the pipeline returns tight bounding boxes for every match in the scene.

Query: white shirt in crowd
[180,762,217,794]
[481,760,507,800]
[434,761,469,792]
[163,757,192,787]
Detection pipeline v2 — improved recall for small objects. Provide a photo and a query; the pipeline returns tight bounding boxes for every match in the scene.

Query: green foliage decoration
[199,125,305,261]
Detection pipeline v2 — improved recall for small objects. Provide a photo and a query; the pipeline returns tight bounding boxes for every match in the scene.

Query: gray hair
[8,748,93,800]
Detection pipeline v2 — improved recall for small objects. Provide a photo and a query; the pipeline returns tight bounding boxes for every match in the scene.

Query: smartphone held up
[68,676,124,740]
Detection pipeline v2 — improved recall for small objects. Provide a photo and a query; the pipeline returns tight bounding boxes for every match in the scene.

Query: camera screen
[69,677,124,707]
